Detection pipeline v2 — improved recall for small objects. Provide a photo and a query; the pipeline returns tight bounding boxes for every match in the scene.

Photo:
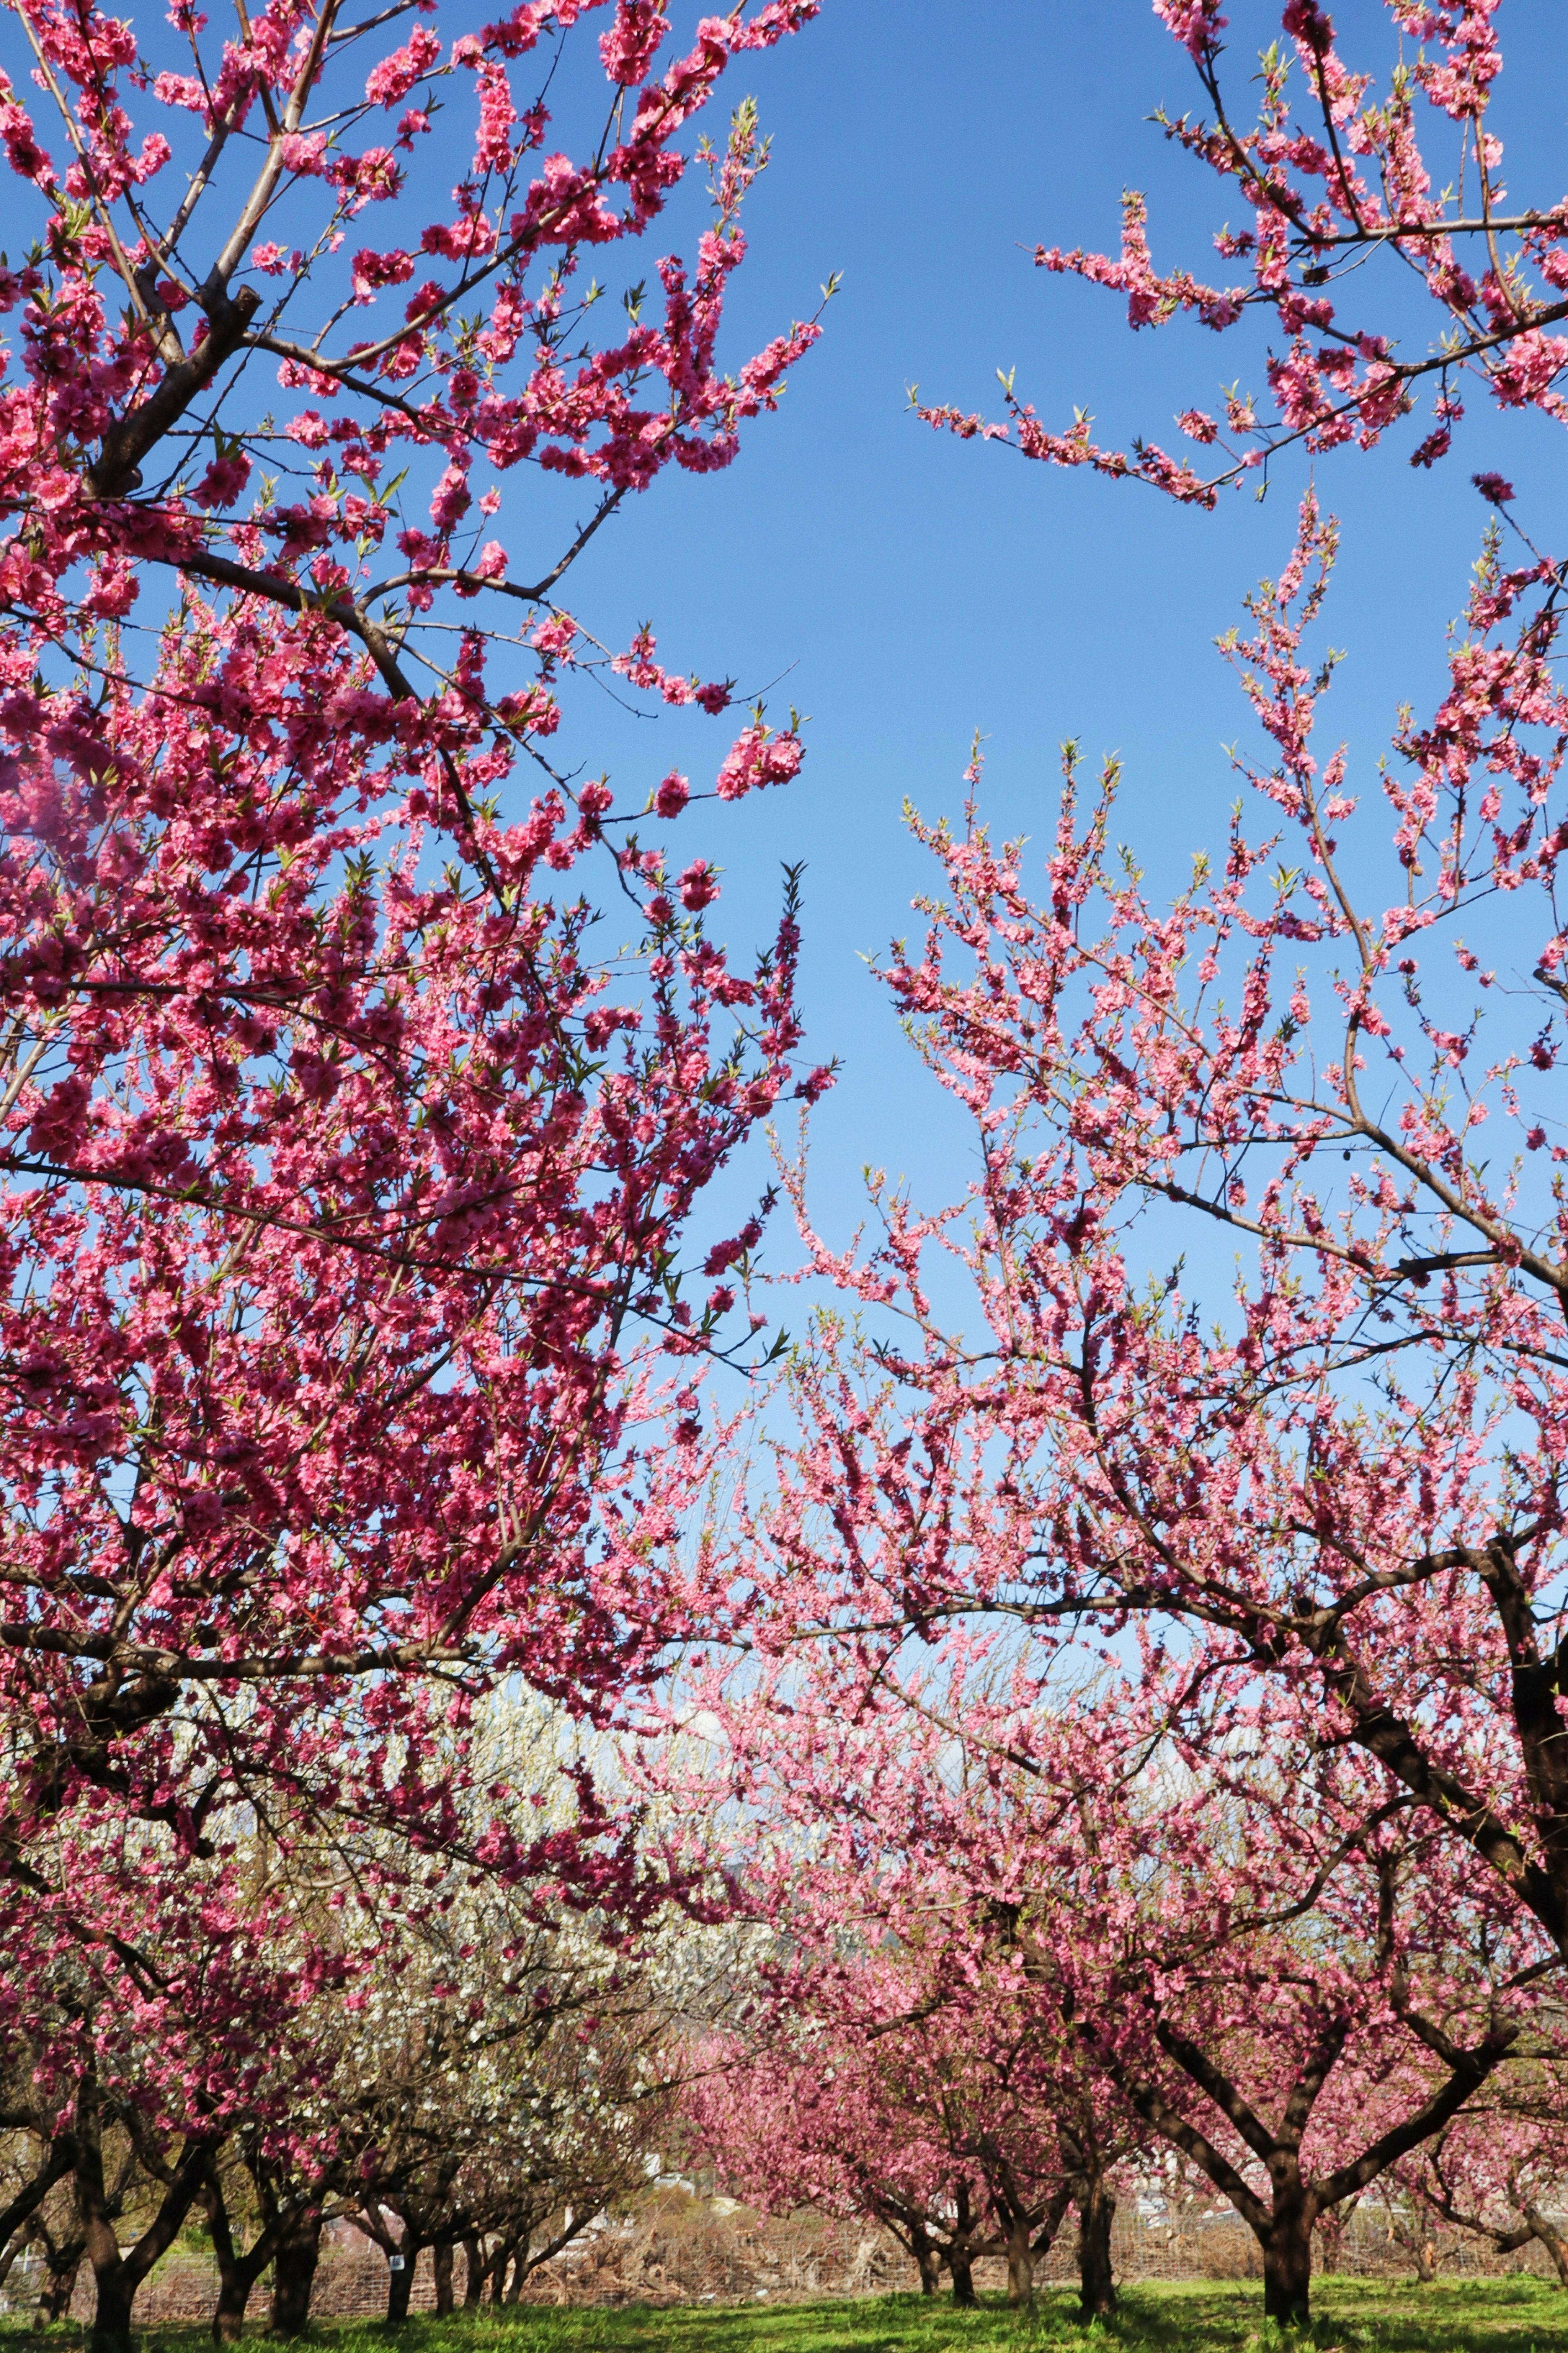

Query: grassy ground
[9,2284,1568,2353]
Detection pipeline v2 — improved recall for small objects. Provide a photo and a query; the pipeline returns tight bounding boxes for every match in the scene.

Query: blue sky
[514,0,1568,1273]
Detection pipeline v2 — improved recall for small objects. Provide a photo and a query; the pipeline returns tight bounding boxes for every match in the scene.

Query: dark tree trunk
[86,2262,134,2353]
[486,2239,510,2303]
[270,2210,321,2337]
[203,2167,279,2344]
[503,2236,529,2302]
[1527,2208,1568,2289]
[1260,2208,1314,2327]
[76,2097,212,2353]
[1003,2217,1033,2309]
[385,2253,416,2325]
[211,2272,254,2343]
[884,2213,942,2298]
[206,2181,245,2346]
[946,2176,985,2308]
[36,2247,84,2323]
[433,2241,454,2316]
[462,2238,484,2307]
[1078,2179,1116,2319]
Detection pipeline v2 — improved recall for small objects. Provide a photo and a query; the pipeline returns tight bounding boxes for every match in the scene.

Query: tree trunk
[36,2247,83,2324]
[1078,2179,1116,2320]
[203,2167,277,2344]
[433,2241,454,2316]
[270,2210,321,2337]
[503,2234,529,2302]
[947,2176,983,2308]
[385,2252,415,2325]
[1003,2216,1033,2309]
[462,2238,484,2307]
[1526,2208,1568,2289]
[1260,2208,1314,2327]
[211,2268,254,2344]
[77,2108,211,2353]
[86,2261,134,2353]
[205,2177,243,2346]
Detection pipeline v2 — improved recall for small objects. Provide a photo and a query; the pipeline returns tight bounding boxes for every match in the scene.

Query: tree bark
[385,2251,415,2325]
[86,2262,134,2353]
[874,2208,942,2298]
[75,2092,212,2353]
[433,2240,454,2316]
[269,2208,321,2337]
[203,2166,282,2344]
[462,2237,484,2307]
[485,2236,512,2302]
[947,2176,986,2308]
[1260,2207,1314,2328]
[36,2244,84,2323]
[1002,2215,1034,2309]
[1077,2178,1116,2319]
[210,2273,253,2341]
[1526,2207,1568,2289]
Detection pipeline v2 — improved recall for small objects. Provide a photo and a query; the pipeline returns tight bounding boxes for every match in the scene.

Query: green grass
[11,2282,1568,2353]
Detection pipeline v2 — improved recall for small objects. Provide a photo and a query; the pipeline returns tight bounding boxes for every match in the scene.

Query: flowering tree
[0,0,830,1882]
[1390,2070,1568,2288]
[759,463,1568,1976]
[338,1888,678,2326]
[686,2020,1002,2303]
[0,7,829,2338]
[675,7,1568,2326]
[676,1636,1556,2322]
[917,1,1568,500]
[0,1808,354,2353]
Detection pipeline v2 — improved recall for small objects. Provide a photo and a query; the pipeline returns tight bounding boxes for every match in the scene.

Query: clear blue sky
[526,0,1568,1268]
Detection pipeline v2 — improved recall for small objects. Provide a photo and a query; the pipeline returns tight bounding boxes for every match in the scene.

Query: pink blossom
[678,859,718,910]
[365,25,441,106]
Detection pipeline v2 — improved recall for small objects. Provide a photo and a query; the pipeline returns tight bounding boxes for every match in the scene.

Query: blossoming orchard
[0,0,1565,2341]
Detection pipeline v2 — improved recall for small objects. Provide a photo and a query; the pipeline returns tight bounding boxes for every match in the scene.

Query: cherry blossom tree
[916,2,1568,501]
[0,1821,340,2353]
[678,13,1568,2329]
[0,3,831,2291]
[755,465,1568,1985]
[1395,2072,1568,2288]
[667,1590,1561,2319]
[686,2023,997,2302]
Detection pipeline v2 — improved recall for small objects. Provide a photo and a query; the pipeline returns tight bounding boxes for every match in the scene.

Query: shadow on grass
[6,2280,1568,2353]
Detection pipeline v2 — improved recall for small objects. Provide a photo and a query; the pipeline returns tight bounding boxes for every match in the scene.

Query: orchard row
[0,0,1566,2343]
